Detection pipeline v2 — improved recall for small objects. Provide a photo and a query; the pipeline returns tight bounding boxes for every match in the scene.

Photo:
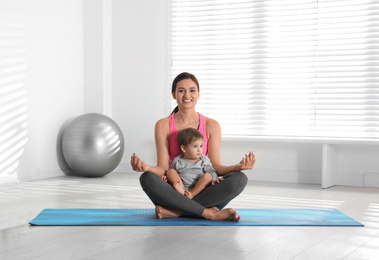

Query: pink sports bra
[169,113,208,167]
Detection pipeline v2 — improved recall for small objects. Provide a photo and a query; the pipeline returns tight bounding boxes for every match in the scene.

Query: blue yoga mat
[29,208,363,227]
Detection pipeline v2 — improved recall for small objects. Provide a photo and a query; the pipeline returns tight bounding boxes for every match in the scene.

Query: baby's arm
[167,168,185,195]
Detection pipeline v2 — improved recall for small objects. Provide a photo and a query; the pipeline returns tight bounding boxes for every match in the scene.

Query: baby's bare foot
[184,190,194,199]
[173,182,185,195]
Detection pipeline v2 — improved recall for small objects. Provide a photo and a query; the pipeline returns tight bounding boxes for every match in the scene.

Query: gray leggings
[139,171,248,218]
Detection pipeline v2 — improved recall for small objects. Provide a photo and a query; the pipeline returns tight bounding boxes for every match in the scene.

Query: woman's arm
[206,117,255,175]
[130,153,164,176]
[154,118,170,175]
[130,118,170,177]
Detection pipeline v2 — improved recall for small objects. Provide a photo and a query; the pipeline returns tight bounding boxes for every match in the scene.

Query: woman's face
[172,79,200,110]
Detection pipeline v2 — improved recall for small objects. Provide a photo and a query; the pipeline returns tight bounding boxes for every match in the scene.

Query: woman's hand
[236,151,255,171]
[131,153,151,172]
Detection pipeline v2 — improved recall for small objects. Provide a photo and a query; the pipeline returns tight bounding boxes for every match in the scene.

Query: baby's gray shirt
[171,154,219,191]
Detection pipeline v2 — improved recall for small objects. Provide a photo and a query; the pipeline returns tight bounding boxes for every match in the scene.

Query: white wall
[334,144,379,187]
[221,141,379,187]
[1,0,377,187]
[82,0,113,116]
[83,0,104,114]
[0,0,85,183]
[220,141,323,184]
[112,0,169,171]
[110,0,379,188]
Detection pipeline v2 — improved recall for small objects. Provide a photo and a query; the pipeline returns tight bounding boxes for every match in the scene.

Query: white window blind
[170,0,379,139]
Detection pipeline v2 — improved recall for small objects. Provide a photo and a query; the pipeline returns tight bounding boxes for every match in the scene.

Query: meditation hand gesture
[131,153,151,172]
[237,151,255,171]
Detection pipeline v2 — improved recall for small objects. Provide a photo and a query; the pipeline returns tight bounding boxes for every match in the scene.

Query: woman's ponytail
[171,106,179,115]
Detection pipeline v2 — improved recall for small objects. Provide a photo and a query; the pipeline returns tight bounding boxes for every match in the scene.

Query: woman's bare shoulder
[156,116,169,125]
[155,116,170,133]
[204,115,221,129]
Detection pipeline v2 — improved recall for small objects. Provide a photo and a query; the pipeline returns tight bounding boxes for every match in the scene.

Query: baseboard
[0,175,19,184]
[249,169,379,188]
[334,171,379,188]
[363,172,379,188]
[114,162,155,174]
[335,171,364,187]
[17,170,65,182]
[248,168,321,185]
[114,162,133,173]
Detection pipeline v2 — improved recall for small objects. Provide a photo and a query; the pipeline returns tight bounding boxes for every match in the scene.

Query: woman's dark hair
[171,72,200,115]
[177,128,204,148]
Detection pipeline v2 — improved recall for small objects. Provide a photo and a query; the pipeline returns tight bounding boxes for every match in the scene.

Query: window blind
[170,0,379,139]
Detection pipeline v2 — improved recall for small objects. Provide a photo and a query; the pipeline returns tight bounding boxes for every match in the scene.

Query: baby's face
[183,139,203,160]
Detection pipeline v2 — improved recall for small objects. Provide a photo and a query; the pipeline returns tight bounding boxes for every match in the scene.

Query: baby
[167,128,218,199]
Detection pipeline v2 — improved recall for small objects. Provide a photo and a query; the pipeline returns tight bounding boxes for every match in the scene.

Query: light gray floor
[1,172,378,260]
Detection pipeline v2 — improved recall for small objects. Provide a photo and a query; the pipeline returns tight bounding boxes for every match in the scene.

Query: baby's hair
[177,128,204,147]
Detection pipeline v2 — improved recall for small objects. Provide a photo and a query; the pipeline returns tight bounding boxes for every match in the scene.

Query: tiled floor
[1,172,378,259]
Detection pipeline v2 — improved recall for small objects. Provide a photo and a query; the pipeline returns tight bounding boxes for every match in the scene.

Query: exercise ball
[62,113,124,177]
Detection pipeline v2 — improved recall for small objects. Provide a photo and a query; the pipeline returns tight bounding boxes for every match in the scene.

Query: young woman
[131,72,255,221]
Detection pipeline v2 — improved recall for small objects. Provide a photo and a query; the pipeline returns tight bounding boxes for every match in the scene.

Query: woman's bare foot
[184,190,194,199]
[173,182,185,195]
[155,206,183,220]
[202,207,240,222]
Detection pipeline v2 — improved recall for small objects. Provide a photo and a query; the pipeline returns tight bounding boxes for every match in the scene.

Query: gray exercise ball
[62,113,124,177]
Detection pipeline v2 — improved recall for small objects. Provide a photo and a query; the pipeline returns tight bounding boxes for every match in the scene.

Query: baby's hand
[211,177,224,185]
[161,174,168,182]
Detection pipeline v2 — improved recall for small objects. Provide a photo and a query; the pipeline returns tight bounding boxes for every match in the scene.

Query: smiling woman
[170,72,200,115]
[131,72,255,222]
